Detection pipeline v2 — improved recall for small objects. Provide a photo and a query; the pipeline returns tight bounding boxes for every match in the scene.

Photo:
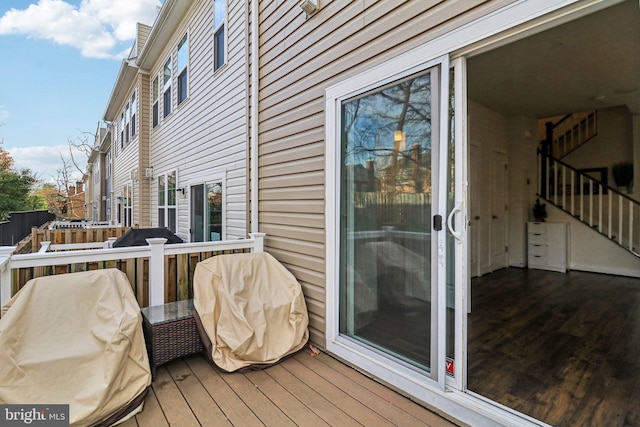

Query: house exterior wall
[255,0,515,348]
[111,80,142,226]
[147,0,247,241]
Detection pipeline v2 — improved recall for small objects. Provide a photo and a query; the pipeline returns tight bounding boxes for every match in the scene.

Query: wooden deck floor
[119,350,457,427]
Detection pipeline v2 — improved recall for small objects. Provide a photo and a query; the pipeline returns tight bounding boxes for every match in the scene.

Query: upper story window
[213,0,226,71]
[131,92,137,137]
[124,102,130,144]
[152,76,159,128]
[120,112,125,149]
[177,34,189,104]
[163,58,172,117]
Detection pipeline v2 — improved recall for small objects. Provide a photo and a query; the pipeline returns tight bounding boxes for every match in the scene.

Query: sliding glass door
[339,69,438,372]
[327,54,460,391]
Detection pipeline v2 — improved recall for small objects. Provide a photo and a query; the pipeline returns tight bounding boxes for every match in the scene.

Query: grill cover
[0,269,151,427]
[194,252,309,372]
[112,228,183,247]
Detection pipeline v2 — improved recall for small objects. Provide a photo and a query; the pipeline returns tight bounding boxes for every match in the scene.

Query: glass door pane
[206,182,222,241]
[339,69,437,372]
[191,184,204,242]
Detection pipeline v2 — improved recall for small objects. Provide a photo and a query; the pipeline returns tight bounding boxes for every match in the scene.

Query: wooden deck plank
[218,367,297,426]
[165,358,233,427]
[294,351,438,426]
[184,356,264,427]
[317,352,460,426]
[244,369,331,427]
[134,387,169,427]
[281,355,396,426]
[151,365,200,427]
[264,362,362,427]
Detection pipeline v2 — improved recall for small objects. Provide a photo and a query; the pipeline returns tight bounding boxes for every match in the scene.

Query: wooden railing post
[249,232,266,253]
[0,246,17,306]
[147,238,167,307]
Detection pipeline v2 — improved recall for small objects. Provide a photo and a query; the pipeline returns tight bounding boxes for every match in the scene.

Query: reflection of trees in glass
[342,73,432,195]
[207,182,222,239]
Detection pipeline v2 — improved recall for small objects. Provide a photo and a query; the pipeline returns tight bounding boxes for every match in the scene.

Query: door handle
[447,203,463,242]
[474,215,480,220]
[492,215,498,219]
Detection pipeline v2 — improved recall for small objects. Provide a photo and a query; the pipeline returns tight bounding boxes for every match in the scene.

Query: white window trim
[157,170,178,232]
[123,181,134,227]
[213,0,227,72]
[177,32,189,105]
[185,170,227,242]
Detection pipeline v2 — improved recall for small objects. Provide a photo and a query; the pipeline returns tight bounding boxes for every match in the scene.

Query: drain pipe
[250,0,259,233]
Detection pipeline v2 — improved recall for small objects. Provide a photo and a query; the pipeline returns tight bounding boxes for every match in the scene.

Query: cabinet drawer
[528,253,547,266]
[528,243,546,256]
[528,232,546,245]
[528,222,546,234]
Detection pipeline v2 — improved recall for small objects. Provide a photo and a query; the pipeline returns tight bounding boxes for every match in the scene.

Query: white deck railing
[0,232,265,307]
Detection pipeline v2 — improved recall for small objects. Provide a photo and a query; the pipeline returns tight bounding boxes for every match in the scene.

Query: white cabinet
[527,222,568,273]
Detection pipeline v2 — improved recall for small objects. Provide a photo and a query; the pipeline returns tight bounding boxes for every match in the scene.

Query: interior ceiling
[467,0,640,119]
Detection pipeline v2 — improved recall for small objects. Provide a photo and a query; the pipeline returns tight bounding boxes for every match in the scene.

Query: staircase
[537,151,640,258]
[547,111,598,159]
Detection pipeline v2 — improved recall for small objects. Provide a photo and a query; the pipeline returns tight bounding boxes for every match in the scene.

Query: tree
[0,167,38,220]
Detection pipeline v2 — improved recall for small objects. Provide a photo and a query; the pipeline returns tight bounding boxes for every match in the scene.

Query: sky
[0,0,162,184]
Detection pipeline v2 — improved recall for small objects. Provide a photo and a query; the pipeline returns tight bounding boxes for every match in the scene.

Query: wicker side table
[141,299,204,378]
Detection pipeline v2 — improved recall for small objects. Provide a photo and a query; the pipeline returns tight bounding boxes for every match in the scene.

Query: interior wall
[563,106,633,191]
[507,115,539,267]
[546,203,640,277]
[468,99,640,277]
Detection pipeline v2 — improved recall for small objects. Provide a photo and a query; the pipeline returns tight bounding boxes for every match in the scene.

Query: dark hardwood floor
[468,268,640,427]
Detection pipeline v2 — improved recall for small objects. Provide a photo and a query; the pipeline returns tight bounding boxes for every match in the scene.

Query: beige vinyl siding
[137,23,152,57]
[256,0,515,348]
[137,74,151,227]
[149,0,247,240]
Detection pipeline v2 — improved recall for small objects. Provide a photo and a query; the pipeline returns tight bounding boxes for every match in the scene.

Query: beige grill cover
[0,269,151,427]
[194,252,309,372]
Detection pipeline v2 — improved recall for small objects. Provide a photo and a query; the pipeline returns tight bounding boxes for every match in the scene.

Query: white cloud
[8,145,86,184]
[0,0,161,59]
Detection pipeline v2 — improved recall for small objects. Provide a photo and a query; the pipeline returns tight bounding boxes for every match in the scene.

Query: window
[190,181,224,242]
[213,0,225,70]
[152,76,159,128]
[120,112,124,149]
[158,171,177,232]
[177,34,188,104]
[105,149,111,223]
[123,182,133,227]
[163,58,172,117]
[131,92,137,137]
[124,102,130,144]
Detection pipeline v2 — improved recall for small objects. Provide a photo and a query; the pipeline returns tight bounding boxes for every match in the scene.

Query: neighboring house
[137,0,248,242]
[84,0,640,425]
[102,22,152,229]
[66,181,85,219]
[85,126,109,222]
[96,0,247,241]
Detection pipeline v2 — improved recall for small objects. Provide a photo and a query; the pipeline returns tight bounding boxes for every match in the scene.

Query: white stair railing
[552,111,598,159]
[538,151,639,257]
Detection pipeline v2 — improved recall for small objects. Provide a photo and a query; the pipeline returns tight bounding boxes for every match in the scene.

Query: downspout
[250,0,259,233]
